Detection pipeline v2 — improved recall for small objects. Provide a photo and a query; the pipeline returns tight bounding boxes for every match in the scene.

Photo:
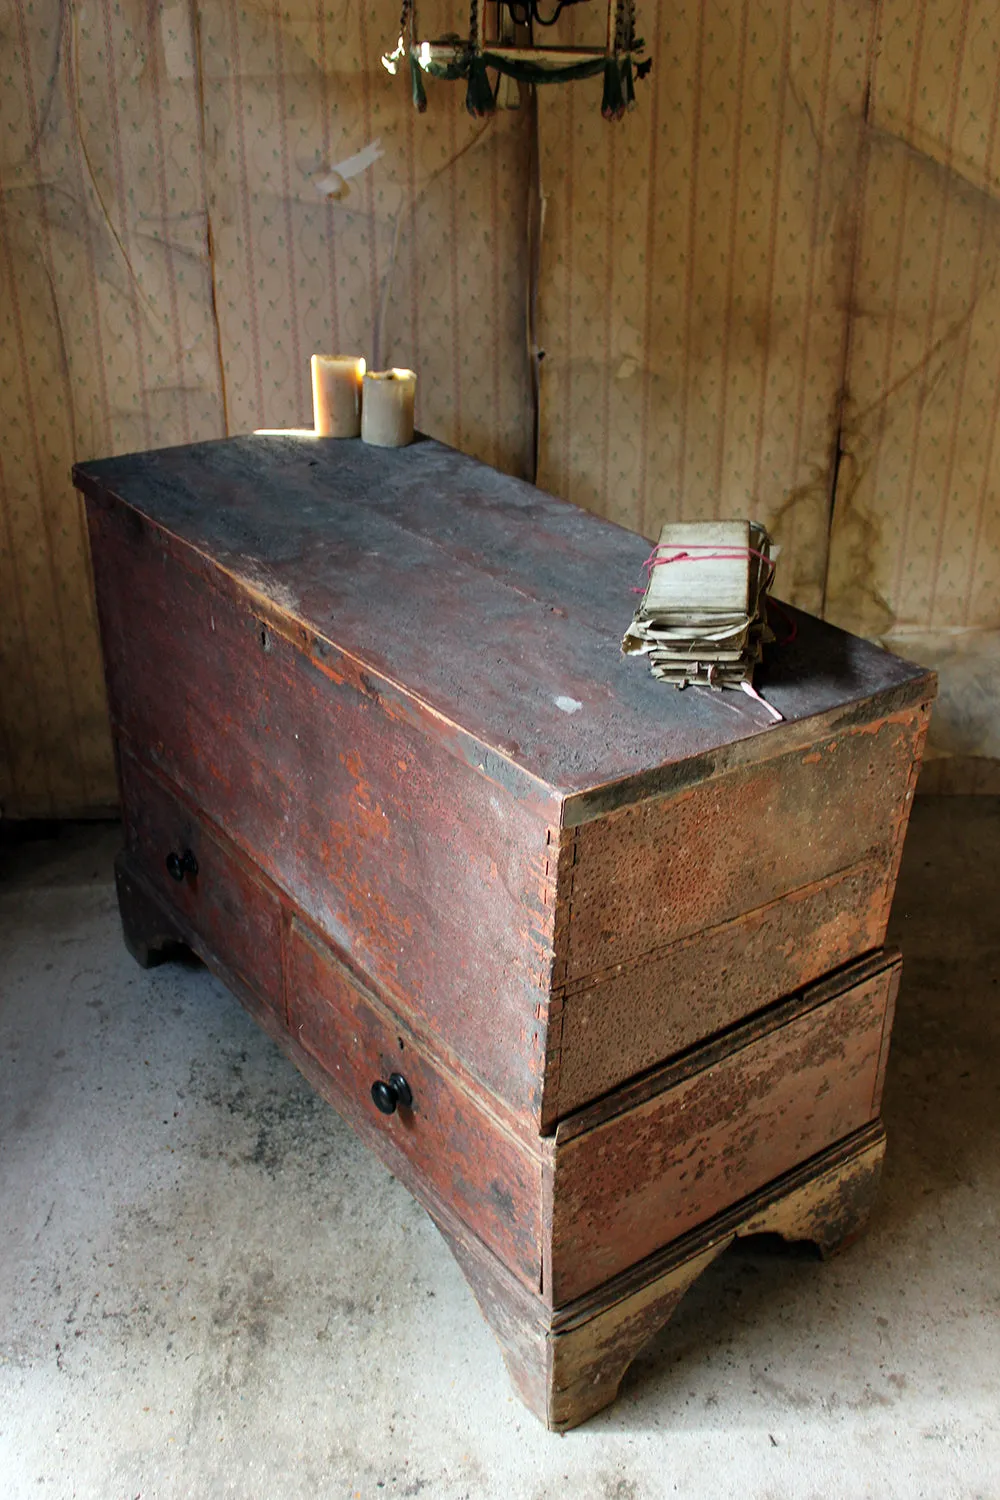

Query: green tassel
[465,53,496,117]
[409,50,428,112]
[601,56,625,121]
[623,56,635,110]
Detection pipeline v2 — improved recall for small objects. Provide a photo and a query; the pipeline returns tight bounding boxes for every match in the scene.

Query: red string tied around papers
[630,543,776,595]
[627,540,797,651]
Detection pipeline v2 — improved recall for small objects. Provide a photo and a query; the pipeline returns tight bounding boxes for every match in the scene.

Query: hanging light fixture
[381,0,651,120]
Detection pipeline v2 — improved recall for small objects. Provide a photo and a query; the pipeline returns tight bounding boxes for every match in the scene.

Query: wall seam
[820,0,884,619]
[190,0,230,436]
[527,79,543,484]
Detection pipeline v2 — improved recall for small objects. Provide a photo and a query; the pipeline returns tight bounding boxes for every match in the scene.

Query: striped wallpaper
[534,0,999,772]
[535,0,874,617]
[0,0,532,816]
[1,0,998,815]
[826,0,1000,770]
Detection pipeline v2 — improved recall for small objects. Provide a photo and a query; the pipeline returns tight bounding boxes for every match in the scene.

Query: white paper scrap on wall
[314,140,385,200]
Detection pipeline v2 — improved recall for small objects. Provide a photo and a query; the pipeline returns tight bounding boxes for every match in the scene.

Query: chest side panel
[564,714,925,977]
[88,499,559,1122]
[553,858,893,1117]
[548,955,899,1305]
[547,705,927,1119]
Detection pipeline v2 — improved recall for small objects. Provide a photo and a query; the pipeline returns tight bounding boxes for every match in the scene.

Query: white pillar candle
[361,368,416,448]
[311,354,366,437]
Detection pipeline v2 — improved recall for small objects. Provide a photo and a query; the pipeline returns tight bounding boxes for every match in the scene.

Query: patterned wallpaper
[533,0,999,775]
[1,0,998,815]
[826,0,1000,777]
[0,0,532,815]
[535,1,873,617]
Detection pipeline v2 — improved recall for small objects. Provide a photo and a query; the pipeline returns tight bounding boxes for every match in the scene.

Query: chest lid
[75,434,934,813]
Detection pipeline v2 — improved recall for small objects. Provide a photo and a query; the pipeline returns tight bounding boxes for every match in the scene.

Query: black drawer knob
[165,848,199,882]
[370,1073,413,1115]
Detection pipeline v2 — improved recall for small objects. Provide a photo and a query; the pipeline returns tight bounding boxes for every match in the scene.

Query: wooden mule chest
[75,434,935,1429]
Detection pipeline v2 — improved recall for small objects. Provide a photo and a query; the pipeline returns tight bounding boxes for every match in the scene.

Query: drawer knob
[370,1073,413,1115]
[165,848,199,882]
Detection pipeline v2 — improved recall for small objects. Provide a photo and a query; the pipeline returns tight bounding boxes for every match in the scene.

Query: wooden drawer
[547,951,899,1305]
[287,920,543,1289]
[120,751,283,1013]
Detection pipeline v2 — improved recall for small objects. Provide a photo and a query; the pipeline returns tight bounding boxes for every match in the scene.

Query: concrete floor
[0,800,997,1500]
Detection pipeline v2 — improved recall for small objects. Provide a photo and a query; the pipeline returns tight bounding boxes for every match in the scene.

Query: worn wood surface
[81,443,932,1125]
[120,751,284,1013]
[107,708,900,1427]
[734,1125,886,1259]
[552,859,892,1116]
[542,708,923,1119]
[112,749,899,1322]
[115,858,194,971]
[287,920,543,1287]
[559,719,923,980]
[74,435,935,804]
[87,499,557,1119]
[548,955,899,1304]
[79,438,924,1429]
[438,1122,887,1430]
[113,851,546,1286]
[94,851,898,1430]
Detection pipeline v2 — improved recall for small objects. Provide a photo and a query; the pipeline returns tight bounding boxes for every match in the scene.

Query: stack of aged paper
[623,519,775,690]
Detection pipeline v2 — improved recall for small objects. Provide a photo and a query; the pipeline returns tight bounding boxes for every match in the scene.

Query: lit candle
[311,354,366,437]
[361,368,416,448]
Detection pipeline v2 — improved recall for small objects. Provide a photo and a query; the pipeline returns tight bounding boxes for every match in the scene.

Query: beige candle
[361,368,416,448]
[311,354,365,437]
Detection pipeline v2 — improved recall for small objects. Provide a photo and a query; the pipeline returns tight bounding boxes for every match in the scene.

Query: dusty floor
[0,798,997,1500]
